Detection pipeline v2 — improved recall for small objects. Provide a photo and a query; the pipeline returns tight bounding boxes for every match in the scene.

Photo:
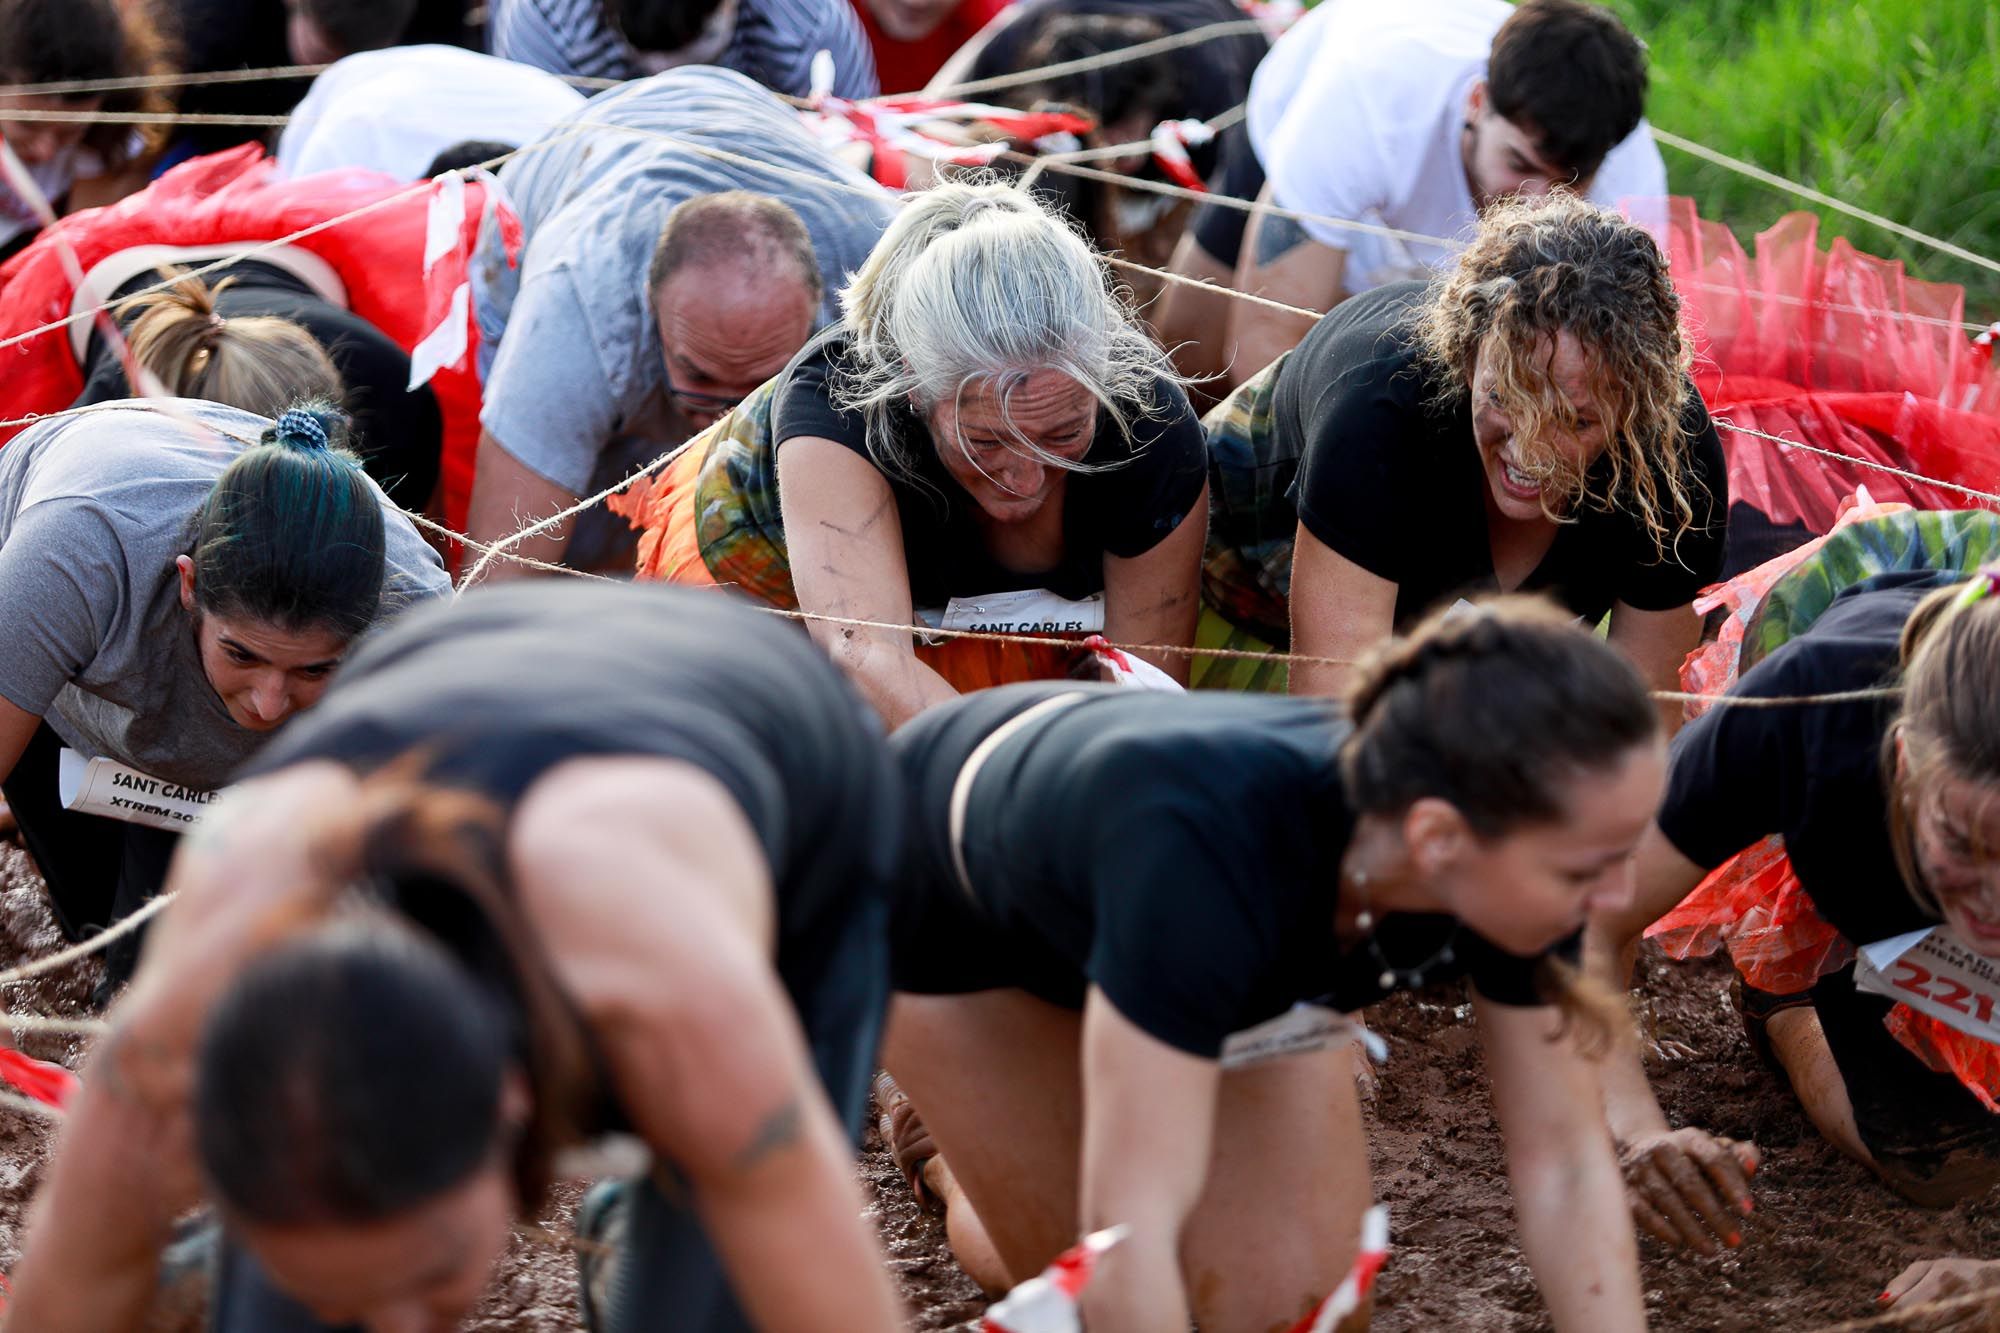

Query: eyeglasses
[663,368,746,415]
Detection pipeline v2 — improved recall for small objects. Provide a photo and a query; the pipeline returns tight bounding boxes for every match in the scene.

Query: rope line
[0,1089,63,1121]
[1653,129,2000,279]
[1713,415,2000,508]
[1,1012,111,1037]
[5,19,1999,291]
[461,437,700,586]
[0,893,174,988]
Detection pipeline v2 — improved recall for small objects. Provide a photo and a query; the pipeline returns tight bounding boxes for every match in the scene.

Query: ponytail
[187,402,386,638]
[1340,596,1659,1053]
[127,270,344,419]
[1340,596,1659,835]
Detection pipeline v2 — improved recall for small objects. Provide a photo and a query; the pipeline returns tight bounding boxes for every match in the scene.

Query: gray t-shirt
[471,66,898,495]
[0,402,452,790]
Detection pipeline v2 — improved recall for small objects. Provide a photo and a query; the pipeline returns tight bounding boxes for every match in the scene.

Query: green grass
[1608,0,2000,322]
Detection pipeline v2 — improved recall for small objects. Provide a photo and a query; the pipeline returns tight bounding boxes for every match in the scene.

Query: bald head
[648,192,822,428]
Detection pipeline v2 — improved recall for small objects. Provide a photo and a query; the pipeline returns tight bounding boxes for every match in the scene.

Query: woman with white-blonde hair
[611,179,1210,724]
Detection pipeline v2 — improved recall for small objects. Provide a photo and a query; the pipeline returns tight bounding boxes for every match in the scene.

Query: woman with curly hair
[1201,193,1728,706]
[0,0,176,260]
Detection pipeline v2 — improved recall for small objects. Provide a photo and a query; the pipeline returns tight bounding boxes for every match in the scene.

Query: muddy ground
[0,843,1995,1332]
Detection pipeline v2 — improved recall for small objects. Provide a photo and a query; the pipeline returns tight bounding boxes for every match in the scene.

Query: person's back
[276,45,587,181]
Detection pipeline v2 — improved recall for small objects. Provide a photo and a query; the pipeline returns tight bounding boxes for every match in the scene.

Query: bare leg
[1181,1047,1376,1331]
[882,991,1085,1286]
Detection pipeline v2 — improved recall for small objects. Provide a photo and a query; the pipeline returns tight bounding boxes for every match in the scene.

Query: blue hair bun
[274,407,334,453]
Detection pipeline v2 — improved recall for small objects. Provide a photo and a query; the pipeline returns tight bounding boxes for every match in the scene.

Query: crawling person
[6,582,906,1333]
[1585,522,2000,1317]
[878,597,1663,1331]
[611,180,1208,720]
[0,403,448,988]
[1175,0,1664,389]
[1201,194,1726,705]
[465,66,896,576]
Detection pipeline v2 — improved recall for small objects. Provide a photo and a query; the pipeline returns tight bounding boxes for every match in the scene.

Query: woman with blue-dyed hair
[0,399,450,988]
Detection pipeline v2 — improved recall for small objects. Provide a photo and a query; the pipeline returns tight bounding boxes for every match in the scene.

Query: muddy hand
[1620,1127,1759,1255]
[1881,1258,2000,1332]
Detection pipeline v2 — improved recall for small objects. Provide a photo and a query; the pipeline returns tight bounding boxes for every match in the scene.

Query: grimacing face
[1907,767,2000,957]
[926,370,1098,525]
[1468,330,1613,526]
[1424,739,1667,957]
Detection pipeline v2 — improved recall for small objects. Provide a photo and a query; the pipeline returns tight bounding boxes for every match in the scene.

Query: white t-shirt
[1246,0,1668,296]
[275,45,587,181]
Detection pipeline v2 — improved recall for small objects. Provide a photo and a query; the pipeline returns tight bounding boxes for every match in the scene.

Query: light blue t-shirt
[472,66,898,494]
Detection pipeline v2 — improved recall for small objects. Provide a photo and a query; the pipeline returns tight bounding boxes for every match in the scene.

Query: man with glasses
[465,66,896,579]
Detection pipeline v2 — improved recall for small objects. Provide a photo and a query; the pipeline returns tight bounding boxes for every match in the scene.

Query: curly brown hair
[0,0,179,163]
[1413,192,1700,559]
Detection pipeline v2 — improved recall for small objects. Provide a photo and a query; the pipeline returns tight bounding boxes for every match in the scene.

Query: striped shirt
[488,0,879,96]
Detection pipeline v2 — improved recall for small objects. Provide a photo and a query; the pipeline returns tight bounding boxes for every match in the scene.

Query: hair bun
[273,406,336,453]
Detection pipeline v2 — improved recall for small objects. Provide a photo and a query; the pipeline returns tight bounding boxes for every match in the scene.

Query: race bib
[922,589,1106,635]
[57,749,216,833]
[1855,926,2000,1044]
[1218,1003,1387,1071]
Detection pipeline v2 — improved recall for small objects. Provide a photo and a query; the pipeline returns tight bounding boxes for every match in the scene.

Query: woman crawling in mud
[1591,542,2000,1318]
[6,582,906,1332]
[878,596,1666,1331]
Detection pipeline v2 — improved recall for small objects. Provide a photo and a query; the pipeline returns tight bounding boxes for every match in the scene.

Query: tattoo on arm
[1252,212,1315,268]
[730,1096,803,1173]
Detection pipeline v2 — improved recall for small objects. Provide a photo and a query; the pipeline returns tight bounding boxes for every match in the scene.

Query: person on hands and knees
[878,597,1663,1332]
[1585,536,2000,1315]
[0,401,446,991]
[465,68,894,578]
[1201,193,1725,711]
[613,180,1209,721]
[1184,0,1663,389]
[5,582,906,1333]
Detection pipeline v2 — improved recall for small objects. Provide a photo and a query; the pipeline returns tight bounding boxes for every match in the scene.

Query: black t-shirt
[244,582,903,985]
[904,683,1565,1058]
[1656,574,1949,948]
[1280,283,1730,627]
[76,261,444,514]
[772,332,1209,610]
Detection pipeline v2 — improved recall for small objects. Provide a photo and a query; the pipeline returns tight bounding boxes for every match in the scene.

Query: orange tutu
[609,423,1082,693]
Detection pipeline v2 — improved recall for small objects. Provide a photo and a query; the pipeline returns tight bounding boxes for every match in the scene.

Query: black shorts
[888,684,1091,1011]
[1756,966,2000,1183]
[1187,126,1268,270]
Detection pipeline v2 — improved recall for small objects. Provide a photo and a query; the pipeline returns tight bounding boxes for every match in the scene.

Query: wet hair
[1413,192,1700,559]
[186,403,386,638]
[1486,0,1648,182]
[646,190,822,305]
[1341,595,1660,1046]
[423,140,517,179]
[603,0,727,52]
[1886,578,2000,916]
[195,778,599,1224]
[127,271,344,419]
[833,178,1179,482]
[0,0,178,163]
[296,0,417,55]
